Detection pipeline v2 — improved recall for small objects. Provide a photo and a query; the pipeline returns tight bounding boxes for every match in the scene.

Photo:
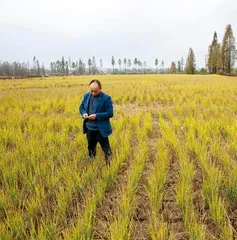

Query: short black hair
[89,79,102,88]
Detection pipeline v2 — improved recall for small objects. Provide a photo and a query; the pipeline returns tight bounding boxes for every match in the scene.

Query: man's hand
[83,113,89,119]
[88,114,96,120]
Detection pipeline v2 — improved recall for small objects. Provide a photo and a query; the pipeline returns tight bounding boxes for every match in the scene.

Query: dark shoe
[88,155,95,161]
[105,155,111,166]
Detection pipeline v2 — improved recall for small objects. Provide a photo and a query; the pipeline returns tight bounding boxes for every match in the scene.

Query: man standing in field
[79,79,113,165]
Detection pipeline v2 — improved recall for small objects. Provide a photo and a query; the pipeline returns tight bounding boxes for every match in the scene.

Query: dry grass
[0,74,237,239]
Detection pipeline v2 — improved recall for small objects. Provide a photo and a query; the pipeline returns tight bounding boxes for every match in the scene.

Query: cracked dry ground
[93,110,237,240]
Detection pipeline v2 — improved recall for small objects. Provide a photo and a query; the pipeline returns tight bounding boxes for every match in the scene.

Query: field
[0,74,237,240]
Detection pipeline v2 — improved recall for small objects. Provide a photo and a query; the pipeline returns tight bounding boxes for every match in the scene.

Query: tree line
[207,24,236,74]
[170,24,237,75]
[0,24,236,78]
[0,57,46,78]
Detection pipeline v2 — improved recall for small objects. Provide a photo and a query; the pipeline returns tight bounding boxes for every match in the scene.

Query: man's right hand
[83,113,89,119]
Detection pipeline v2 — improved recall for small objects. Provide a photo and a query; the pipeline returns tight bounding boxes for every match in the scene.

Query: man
[79,79,113,165]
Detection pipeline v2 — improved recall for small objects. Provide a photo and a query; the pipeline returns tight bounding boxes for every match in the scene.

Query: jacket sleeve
[79,94,87,116]
[96,96,113,121]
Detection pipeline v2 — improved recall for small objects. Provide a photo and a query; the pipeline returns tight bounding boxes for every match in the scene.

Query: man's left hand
[88,114,96,120]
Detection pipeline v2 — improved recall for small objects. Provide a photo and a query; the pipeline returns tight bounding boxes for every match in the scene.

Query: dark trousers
[86,129,112,160]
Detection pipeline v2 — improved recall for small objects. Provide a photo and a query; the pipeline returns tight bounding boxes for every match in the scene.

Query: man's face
[90,82,101,97]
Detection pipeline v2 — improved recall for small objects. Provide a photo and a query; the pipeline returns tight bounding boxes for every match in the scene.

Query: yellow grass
[0,74,237,239]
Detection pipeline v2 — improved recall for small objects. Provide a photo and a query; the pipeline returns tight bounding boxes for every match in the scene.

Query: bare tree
[134,58,138,73]
[123,58,127,74]
[92,56,97,74]
[100,59,103,74]
[128,59,132,73]
[155,58,159,73]
[161,60,164,73]
[118,59,122,74]
[111,56,115,74]
[69,57,71,75]
[88,59,92,75]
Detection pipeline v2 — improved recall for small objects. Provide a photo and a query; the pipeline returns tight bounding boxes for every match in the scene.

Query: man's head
[89,79,102,97]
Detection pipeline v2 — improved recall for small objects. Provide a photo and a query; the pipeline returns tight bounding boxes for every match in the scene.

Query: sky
[1,0,237,69]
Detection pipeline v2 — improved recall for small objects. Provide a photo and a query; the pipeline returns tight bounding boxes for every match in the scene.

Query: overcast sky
[1,0,237,69]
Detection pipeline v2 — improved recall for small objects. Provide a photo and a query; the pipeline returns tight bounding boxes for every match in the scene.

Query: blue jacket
[79,91,113,137]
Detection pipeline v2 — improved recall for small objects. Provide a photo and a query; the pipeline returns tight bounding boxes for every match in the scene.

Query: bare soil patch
[93,137,137,239]
[162,150,189,240]
[190,153,220,240]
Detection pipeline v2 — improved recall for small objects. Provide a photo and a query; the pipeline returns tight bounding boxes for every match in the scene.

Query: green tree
[185,48,196,74]
[220,24,236,73]
[207,32,221,73]
[169,62,176,74]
